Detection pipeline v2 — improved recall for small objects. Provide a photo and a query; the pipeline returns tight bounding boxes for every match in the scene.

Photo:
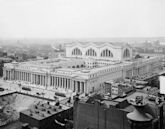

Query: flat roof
[21,102,71,121]
[102,100,119,107]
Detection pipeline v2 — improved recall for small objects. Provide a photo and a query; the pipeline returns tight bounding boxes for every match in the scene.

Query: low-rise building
[73,88,162,129]
[20,101,73,129]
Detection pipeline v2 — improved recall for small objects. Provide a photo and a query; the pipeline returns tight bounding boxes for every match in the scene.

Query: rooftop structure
[20,101,73,129]
[73,86,163,129]
[65,42,133,61]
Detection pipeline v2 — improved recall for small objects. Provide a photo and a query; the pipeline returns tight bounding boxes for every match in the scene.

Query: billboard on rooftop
[159,76,165,94]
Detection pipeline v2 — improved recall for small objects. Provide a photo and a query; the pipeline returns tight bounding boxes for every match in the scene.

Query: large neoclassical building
[3,42,164,94]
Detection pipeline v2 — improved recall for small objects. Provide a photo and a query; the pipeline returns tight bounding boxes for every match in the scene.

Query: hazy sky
[0,0,164,39]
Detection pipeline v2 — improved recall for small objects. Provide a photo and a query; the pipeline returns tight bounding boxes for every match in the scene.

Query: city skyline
[0,0,164,39]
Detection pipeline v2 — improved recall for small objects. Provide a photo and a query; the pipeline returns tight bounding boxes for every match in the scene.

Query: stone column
[71,80,74,91]
[84,81,87,93]
[8,71,10,80]
[59,77,61,88]
[52,76,54,87]
[42,75,44,86]
[61,78,63,88]
[22,72,24,81]
[11,69,14,80]
[40,75,42,86]
[44,76,46,86]
[42,76,44,86]
[58,77,60,87]
[25,72,26,81]
[68,79,71,89]
[38,75,39,85]
[34,74,36,84]
[7,70,9,80]
[26,73,28,82]
[29,73,30,82]
[33,74,35,84]
[16,71,19,80]
[23,72,25,81]
[50,76,52,86]
[24,72,25,81]
[31,74,33,84]
[3,69,6,80]
[19,71,22,81]
[35,74,36,84]
[82,82,84,93]
[47,73,50,88]
[57,77,59,87]
[56,77,58,87]
[17,71,19,80]
[55,76,57,87]
[64,78,66,89]
[74,81,76,92]
[53,76,54,87]
[6,70,8,79]
[54,77,56,88]
[14,71,16,80]
[18,71,20,80]
[19,71,20,81]
[21,72,23,81]
[80,82,82,93]
[63,78,65,89]
[66,78,67,89]
[76,81,78,93]
[35,74,37,84]
[78,81,80,93]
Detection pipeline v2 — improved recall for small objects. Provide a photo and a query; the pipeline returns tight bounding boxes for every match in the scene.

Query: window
[85,48,97,56]
[100,49,113,57]
[123,49,130,58]
[72,48,82,55]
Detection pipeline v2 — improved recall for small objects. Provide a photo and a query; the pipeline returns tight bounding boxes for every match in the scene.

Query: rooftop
[21,102,71,121]
[4,55,162,80]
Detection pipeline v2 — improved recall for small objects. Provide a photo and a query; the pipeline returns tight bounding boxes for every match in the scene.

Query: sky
[0,0,164,39]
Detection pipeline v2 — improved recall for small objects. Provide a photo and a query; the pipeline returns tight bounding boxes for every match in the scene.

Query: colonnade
[4,70,86,93]
[50,76,85,93]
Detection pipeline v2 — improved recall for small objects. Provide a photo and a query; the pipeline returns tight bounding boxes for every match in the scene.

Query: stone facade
[3,42,164,94]
[65,42,133,61]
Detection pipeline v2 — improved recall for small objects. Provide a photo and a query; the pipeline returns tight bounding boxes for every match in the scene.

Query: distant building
[104,81,133,97]
[0,57,12,63]
[132,41,165,54]
[0,51,7,57]
[66,42,133,61]
[49,49,66,58]
[3,42,164,94]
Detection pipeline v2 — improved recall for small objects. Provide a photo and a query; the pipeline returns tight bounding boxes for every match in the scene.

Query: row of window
[89,66,122,78]
[71,48,130,58]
